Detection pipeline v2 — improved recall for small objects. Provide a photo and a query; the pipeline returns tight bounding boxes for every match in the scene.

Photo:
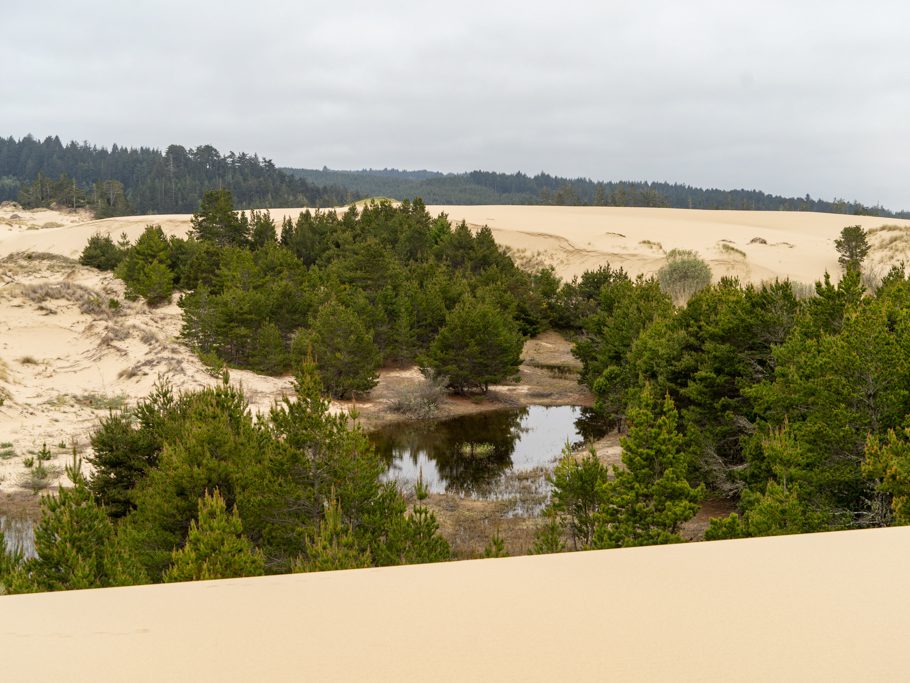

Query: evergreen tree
[114,225,175,304]
[425,297,523,394]
[294,495,372,572]
[593,387,703,548]
[301,300,381,399]
[546,446,611,550]
[835,225,871,272]
[79,232,126,271]
[863,416,910,526]
[190,189,248,247]
[705,424,828,539]
[531,510,567,555]
[483,532,509,558]
[16,460,146,592]
[163,489,264,582]
[88,381,177,518]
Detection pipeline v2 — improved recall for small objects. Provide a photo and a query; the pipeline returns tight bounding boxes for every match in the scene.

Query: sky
[3,0,910,210]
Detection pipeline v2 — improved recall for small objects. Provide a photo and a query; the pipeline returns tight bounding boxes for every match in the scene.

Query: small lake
[371,405,603,497]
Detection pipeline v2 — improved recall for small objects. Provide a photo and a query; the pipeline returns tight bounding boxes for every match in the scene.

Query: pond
[1,514,36,559]
[370,405,604,497]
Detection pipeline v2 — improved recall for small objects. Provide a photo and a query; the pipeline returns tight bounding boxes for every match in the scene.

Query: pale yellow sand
[3,205,908,286]
[429,205,910,285]
[0,255,294,491]
[2,526,908,682]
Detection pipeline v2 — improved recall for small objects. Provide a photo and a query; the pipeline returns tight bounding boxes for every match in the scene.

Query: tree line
[286,167,909,218]
[0,135,353,217]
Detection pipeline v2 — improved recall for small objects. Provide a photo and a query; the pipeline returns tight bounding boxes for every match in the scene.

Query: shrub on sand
[657,249,712,305]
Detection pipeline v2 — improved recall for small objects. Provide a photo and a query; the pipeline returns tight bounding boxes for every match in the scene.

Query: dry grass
[388,374,447,420]
[718,242,746,258]
[72,392,129,411]
[524,360,579,378]
[638,239,663,251]
[17,281,118,318]
[18,462,59,494]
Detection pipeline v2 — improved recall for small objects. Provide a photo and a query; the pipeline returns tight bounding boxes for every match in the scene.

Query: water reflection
[1,514,36,559]
[371,405,602,496]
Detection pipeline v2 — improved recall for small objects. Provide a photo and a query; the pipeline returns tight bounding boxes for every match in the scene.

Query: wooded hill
[0,135,354,217]
[286,167,909,218]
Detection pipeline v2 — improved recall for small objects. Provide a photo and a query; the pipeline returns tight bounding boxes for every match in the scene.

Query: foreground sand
[3,526,908,682]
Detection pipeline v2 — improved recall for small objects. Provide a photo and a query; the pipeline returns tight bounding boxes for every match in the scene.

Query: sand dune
[428,205,910,284]
[3,526,909,681]
[3,204,909,287]
[0,253,294,492]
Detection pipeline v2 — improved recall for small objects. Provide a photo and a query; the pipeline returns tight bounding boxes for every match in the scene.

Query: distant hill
[285,167,910,219]
[0,135,355,217]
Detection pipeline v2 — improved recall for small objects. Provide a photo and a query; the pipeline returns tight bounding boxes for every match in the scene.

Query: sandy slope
[3,204,909,286]
[0,253,294,492]
[3,526,909,682]
[429,205,910,285]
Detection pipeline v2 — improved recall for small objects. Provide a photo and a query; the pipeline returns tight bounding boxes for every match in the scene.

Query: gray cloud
[2,0,909,209]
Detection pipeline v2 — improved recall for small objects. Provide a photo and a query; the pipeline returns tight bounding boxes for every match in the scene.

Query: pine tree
[304,299,381,399]
[79,232,126,271]
[593,387,703,548]
[531,509,567,555]
[863,417,910,526]
[164,489,264,582]
[136,259,174,306]
[17,459,146,592]
[294,495,371,572]
[834,225,871,272]
[424,297,523,394]
[483,532,508,558]
[189,189,247,247]
[547,446,611,550]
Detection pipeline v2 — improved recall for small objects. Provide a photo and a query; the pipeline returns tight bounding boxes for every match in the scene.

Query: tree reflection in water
[371,405,601,497]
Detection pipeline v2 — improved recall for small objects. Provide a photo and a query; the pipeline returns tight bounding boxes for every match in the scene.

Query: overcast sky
[3,1,909,209]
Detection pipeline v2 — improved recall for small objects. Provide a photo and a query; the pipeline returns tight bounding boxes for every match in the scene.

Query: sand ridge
[3,204,909,286]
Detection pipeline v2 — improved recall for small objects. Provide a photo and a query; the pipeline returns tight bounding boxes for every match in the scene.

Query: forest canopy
[285,167,910,218]
[0,135,353,217]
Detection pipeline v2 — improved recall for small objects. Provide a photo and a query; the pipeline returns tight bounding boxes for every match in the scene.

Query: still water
[1,514,36,559]
[370,405,602,496]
